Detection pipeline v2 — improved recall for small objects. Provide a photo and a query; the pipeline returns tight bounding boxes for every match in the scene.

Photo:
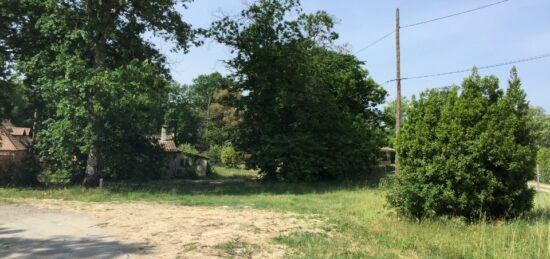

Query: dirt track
[529,181,550,193]
[0,200,323,258]
[0,203,133,258]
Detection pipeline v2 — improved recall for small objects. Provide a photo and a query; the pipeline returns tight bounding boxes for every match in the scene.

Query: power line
[402,0,510,29]
[402,0,509,28]
[380,52,550,85]
[354,30,395,54]
[355,0,510,53]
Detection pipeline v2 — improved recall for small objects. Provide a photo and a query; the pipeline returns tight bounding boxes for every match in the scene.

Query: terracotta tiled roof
[0,120,33,152]
[160,139,178,153]
[150,134,178,153]
[10,127,31,136]
[0,127,28,151]
[1,120,14,129]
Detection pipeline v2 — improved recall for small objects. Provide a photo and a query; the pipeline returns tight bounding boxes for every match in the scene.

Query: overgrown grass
[1,169,549,258]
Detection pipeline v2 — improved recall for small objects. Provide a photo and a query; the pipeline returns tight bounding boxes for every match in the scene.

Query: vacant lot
[1,170,550,258]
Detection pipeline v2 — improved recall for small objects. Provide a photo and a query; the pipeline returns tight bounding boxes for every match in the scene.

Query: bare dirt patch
[15,199,324,258]
[529,181,550,193]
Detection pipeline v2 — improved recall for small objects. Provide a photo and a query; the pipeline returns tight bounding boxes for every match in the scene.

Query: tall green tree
[388,68,536,220]
[0,52,13,118]
[165,73,234,149]
[188,73,233,149]
[188,73,230,110]
[2,0,198,184]
[0,1,18,118]
[211,0,386,181]
[165,82,203,147]
[207,88,242,146]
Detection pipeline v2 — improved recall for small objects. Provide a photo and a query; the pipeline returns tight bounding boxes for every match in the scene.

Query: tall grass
[1,170,549,258]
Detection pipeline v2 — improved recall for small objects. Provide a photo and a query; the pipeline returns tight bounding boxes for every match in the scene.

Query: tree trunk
[83,0,104,186]
[82,0,126,186]
[83,146,99,186]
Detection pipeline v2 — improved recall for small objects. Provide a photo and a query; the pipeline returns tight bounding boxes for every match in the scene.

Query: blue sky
[155,0,550,111]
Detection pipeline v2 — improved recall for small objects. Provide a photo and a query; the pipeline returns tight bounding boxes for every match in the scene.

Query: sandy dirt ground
[529,181,550,193]
[0,199,323,258]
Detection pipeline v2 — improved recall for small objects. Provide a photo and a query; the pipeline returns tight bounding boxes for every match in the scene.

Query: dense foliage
[388,69,536,220]
[211,0,386,181]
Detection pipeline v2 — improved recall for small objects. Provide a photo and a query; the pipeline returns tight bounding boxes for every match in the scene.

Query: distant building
[152,125,211,178]
[0,120,32,168]
[380,147,395,166]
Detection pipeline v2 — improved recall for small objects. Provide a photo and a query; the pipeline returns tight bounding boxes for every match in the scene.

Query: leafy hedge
[388,69,536,220]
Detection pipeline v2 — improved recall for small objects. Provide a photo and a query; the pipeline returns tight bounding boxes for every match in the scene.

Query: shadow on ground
[0,168,394,199]
[0,227,148,259]
[521,206,550,223]
[100,169,394,196]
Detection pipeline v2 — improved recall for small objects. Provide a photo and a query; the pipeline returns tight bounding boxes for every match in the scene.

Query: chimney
[161,125,168,142]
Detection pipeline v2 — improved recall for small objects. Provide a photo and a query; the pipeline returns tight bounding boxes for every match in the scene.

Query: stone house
[0,120,32,168]
[154,125,211,178]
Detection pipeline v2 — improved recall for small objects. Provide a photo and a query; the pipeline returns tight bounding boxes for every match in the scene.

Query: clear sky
[155,0,550,111]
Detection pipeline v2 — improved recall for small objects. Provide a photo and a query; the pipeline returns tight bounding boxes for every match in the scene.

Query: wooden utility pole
[395,8,401,174]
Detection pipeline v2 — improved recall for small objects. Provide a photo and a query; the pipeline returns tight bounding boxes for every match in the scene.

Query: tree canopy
[1,0,198,184]
[165,72,237,149]
[211,0,387,181]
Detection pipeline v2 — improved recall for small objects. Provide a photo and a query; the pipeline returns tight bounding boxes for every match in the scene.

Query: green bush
[537,147,550,183]
[178,143,201,156]
[41,168,74,185]
[204,144,222,165]
[220,144,241,168]
[388,69,535,221]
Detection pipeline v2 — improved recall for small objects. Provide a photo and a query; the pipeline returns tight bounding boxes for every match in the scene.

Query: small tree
[388,68,536,220]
